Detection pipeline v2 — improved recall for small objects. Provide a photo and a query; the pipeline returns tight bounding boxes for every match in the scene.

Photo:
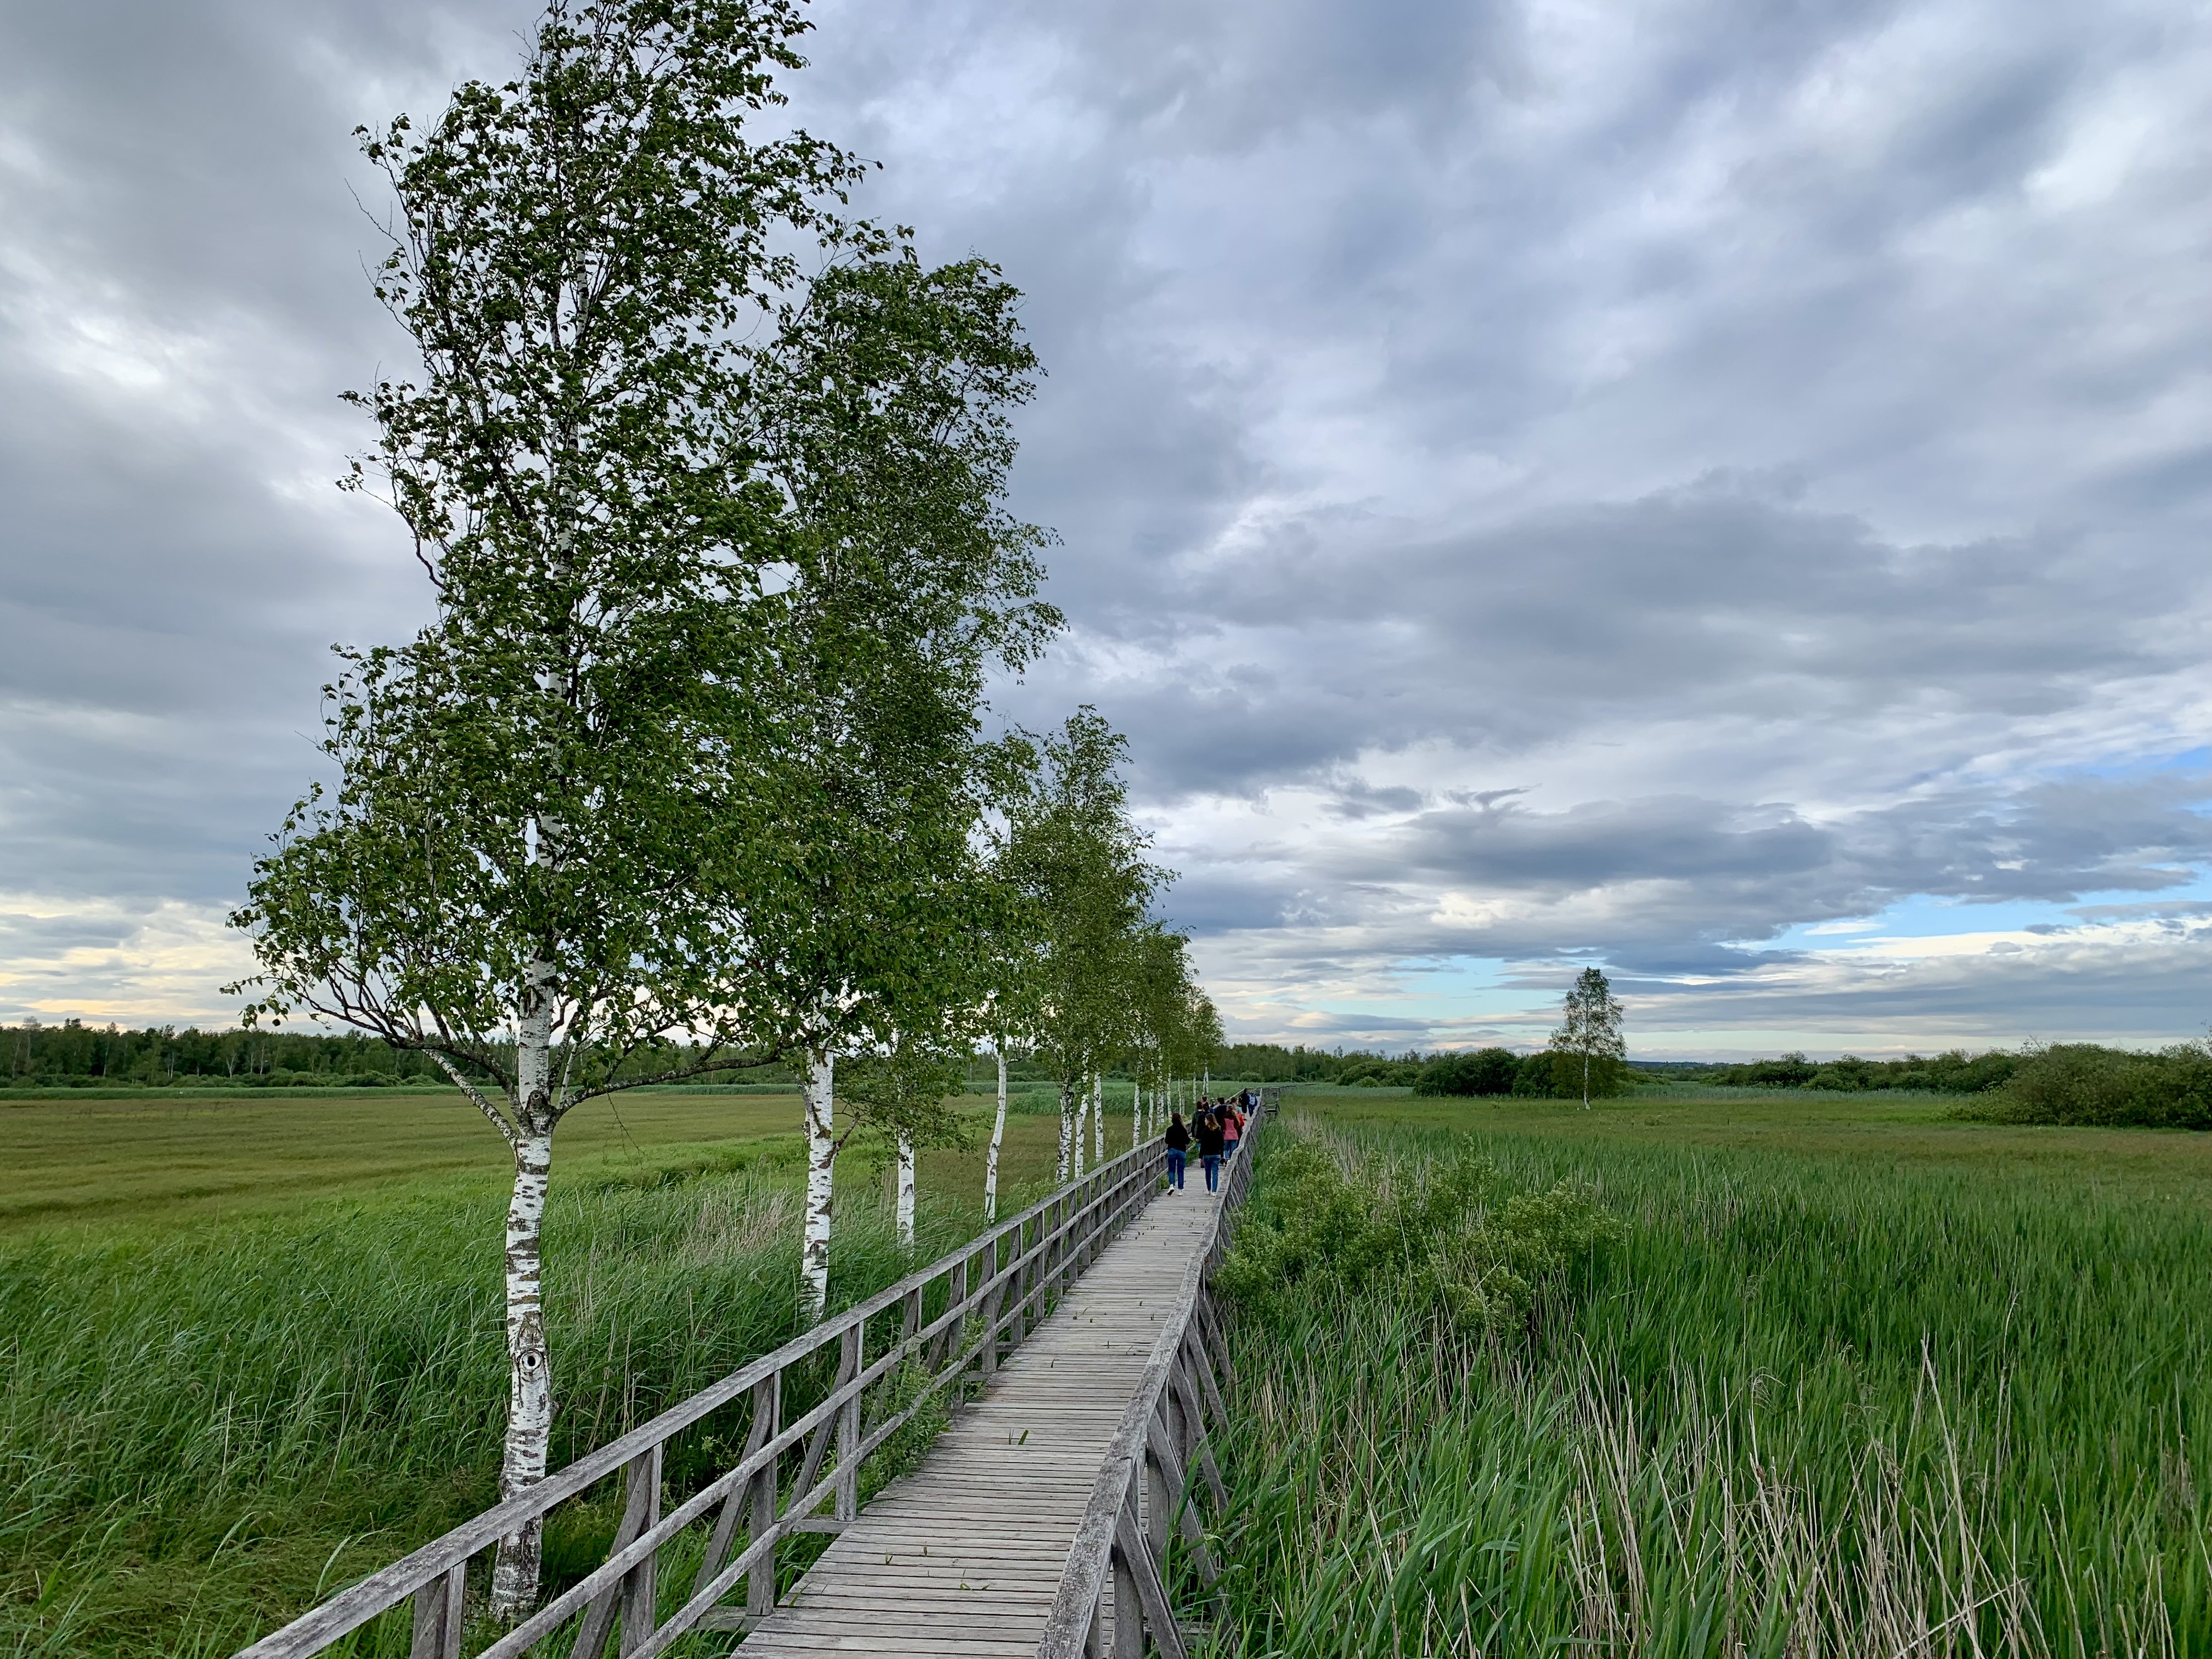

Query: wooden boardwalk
[737,1172,1230,1656]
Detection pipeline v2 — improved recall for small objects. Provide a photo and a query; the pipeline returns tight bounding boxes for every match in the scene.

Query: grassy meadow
[0,1084,1080,1656]
[12,1079,2210,1656]
[1203,1088,2212,1657]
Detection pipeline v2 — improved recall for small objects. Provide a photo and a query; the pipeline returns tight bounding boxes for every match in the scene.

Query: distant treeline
[1410,1048,1632,1099]
[1,1022,798,1091]
[1671,1043,2212,1130]
[1208,1044,1438,1085]
[1680,1049,2020,1094]
[1,1023,1223,1092]
[1,1028,1481,1093]
[1149,1042,1649,1097]
[4,1021,454,1088]
[24,1023,2199,1127]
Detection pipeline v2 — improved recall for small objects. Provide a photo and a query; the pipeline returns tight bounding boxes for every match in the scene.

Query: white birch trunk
[803,1051,835,1321]
[985,1046,1008,1223]
[1056,1081,1075,1183]
[1132,1082,1142,1150]
[896,1133,916,1248]
[490,955,556,1622]
[1073,1082,1087,1178]
[1092,1075,1104,1165]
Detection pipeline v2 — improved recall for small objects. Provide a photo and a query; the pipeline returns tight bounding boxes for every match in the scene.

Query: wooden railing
[236,1125,1181,1659]
[1036,1094,1270,1659]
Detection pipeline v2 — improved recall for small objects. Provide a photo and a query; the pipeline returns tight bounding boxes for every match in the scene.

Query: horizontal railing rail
[237,1119,1180,1659]
[1037,1090,1275,1659]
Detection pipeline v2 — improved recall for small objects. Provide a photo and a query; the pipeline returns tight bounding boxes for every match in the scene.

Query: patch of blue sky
[1299,958,1536,1028]
[1752,876,2212,957]
[2050,746,2212,782]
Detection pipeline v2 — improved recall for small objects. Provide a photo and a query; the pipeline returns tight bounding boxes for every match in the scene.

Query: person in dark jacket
[1194,1105,1226,1192]
[1163,1111,1190,1191]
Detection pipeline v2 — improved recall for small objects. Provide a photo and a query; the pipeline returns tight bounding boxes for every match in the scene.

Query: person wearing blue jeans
[1195,1105,1226,1193]
[1163,1111,1190,1191]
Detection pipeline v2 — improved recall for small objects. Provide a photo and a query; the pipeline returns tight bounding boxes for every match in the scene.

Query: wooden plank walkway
[737,1169,1230,1656]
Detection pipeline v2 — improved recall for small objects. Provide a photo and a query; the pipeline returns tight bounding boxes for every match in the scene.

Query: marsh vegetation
[1203,1094,2212,1656]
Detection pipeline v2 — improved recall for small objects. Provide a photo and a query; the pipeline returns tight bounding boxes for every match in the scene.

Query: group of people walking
[1160,1087,1260,1193]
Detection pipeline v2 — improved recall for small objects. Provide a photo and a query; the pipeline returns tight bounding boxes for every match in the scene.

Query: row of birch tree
[223,0,1211,1622]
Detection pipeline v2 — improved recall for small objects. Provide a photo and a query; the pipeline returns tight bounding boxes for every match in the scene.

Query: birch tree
[737,255,1056,1316]
[1128,923,1202,1137]
[969,740,1049,1223]
[1553,965,1627,1108]
[985,1037,1012,1221]
[998,711,1161,1182]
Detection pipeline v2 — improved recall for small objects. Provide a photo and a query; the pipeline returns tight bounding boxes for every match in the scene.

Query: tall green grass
[0,1158,997,1657]
[1205,1114,2212,1657]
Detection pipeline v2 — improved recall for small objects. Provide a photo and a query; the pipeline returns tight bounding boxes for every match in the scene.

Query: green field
[1205,1088,2212,1656]
[9,1083,2206,1655]
[0,1086,1081,1655]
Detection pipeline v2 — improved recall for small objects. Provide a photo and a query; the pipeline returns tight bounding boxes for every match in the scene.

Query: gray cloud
[3,0,2209,1044]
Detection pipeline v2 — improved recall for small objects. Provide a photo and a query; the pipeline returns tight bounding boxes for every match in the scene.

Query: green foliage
[1962,1040,2212,1128]
[1,1021,447,1087]
[236,0,1058,1103]
[857,1357,953,1506]
[1214,1134,1617,1339]
[996,710,1178,1156]
[1510,1052,1560,1096]
[1681,1043,2212,1114]
[1333,1056,1424,1088]
[1125,924,1216,1091]
[1204,1109,2212,1655]
[1203,1043,1434,1085]
[835,1039,972,1159]
[1410,1047,1520,1097]
[1551,966,1626,1107]
[1548,1047,1628,1099]
[1686,1047,2021,1092]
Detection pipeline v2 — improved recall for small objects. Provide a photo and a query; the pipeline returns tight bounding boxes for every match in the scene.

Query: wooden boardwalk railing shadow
[235,1092,1274,1659]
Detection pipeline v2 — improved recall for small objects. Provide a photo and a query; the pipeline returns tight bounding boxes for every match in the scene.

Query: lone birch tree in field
[1553,966,1627,1108]
[228,0,1046,1621]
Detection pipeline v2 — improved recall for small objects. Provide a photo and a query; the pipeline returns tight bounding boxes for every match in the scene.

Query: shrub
[1548,1050,1627,1100]
[1963,1041,2212,1128]
[1215,1135,1618,1339]
[1412,1048,1520,1097]
[1510,1053,1557,1097]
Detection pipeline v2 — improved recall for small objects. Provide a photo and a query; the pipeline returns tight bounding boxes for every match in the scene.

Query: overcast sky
[3,0,2209,1056]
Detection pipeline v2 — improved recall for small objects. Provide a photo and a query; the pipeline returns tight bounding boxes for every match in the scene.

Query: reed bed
[0,1166,991,1657]
[1205,1114,2212,1657]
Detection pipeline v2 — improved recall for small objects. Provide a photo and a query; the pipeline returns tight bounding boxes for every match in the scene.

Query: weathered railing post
[749,1376,780,1616]
[836,1321,862,1522]
[616,1444,661,1656]
[408,1560,464,1659]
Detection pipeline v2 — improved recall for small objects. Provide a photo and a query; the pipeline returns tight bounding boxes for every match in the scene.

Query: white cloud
[0,894,255,1025]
